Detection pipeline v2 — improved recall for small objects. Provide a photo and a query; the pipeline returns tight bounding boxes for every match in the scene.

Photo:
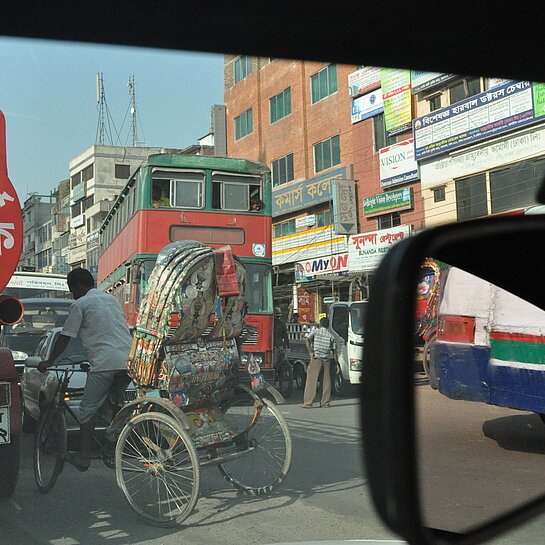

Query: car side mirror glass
[362,215,545,545]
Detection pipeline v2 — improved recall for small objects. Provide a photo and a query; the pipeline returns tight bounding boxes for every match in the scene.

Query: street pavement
[0,389,402,545]
[4,378,545,545]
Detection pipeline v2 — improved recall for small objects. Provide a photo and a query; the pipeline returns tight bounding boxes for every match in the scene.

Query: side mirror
[361,214,545,545]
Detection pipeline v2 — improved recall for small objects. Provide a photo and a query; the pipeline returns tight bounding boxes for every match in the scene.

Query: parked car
[21,327,135,433]
[0,298,73,377]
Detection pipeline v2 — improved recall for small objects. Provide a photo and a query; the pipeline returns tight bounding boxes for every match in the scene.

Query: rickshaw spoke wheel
[115,412,200,527]
[219,393,292,495]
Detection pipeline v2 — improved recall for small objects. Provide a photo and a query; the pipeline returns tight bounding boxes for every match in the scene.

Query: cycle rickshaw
[33,241,292,527]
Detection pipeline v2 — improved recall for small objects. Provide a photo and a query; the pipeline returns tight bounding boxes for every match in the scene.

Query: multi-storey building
[19,194,55,272]
[224,56,358,321]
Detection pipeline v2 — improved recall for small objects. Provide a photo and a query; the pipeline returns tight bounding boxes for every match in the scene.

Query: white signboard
[295,215,316,229]
[410,71,456,94]
[379,138,419,188]
[351,89,384,124]
[349,225,412,272]
[295,253,349,282]
[6,274,68,291]
[420,126,545,188]
[348,66,381,97]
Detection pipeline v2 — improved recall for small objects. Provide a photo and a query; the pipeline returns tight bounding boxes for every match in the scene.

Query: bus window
[245,263,272,313]
[172,174,204,208]
[151,179,170,207]
[212,174,261,211]
[135,259,157,307]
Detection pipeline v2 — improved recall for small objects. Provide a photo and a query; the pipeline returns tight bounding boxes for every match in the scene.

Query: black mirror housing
[361,214,545,545]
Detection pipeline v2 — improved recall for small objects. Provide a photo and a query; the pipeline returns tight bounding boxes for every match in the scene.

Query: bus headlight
[350,358,363,371]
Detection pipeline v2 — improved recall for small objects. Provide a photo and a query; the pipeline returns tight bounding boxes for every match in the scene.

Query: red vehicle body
[98,154,274,375]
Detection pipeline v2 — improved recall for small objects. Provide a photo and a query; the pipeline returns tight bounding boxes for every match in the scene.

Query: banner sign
[348,66,381,97]
[295,253,349,282]
[413,80,545,161]
[420,127,545,188]
[411,71,456,94]
[379,138,419,188]
[381,68,412,135]
[349,225,412,272]
[295,215,316,229]
[272,167,346,217]
[363,187,414,217]
[351,89,383,124]
[332,179,357,235]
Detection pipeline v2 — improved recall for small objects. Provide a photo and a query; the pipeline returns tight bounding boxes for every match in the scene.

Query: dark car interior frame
[3,2,544,544]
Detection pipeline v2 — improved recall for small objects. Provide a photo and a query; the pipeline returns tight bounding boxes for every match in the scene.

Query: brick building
[224,56,358,321]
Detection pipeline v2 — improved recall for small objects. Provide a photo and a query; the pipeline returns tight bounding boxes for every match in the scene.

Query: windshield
[244,262,273,314]
[3,29,545,545]
[350,302,367,335]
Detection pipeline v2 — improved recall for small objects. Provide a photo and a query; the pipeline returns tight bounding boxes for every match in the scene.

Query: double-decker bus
[97,153,273,375]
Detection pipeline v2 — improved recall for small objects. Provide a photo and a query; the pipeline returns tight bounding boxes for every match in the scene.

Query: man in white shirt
[39,268,132,472]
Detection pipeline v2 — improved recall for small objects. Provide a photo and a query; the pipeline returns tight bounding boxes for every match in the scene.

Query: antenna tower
[95,73,121,146]
[121,75,147,147]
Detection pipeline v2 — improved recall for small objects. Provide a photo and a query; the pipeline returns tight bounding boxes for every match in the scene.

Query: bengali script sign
[363,187,414,217]
[348,66,381,97]
[410,71,456,94]
[332,179,357,234]
[379,138,419,188]
[272,167,346,217]
[381,68,412,135]
[413,80,545,161]
[349,225,412,272]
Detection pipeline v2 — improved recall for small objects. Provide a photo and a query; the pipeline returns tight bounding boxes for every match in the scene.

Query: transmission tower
[122,75,147,147]
[95,73,121,146]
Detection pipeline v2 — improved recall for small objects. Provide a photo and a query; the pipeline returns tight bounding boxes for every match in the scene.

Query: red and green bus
[97,153,273,375]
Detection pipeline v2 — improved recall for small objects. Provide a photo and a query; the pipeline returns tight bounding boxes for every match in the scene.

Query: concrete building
[68,145,167,271]
[19,194,55,272]
[224,55,358,321]
[51,179,71,275]
[412,76,545,226]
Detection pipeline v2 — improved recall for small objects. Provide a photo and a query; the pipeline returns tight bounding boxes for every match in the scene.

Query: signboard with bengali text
[348,66,381,97]
[364,187,414,217]
[413,80,545,161]
[349,225,412,272]
[272,167,346,217]
[411,71,456,94]
[381,68,412,135]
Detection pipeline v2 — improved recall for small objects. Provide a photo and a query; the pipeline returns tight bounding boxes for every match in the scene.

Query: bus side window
[151,179,170,207]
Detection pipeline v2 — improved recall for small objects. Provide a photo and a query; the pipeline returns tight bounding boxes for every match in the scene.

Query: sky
[0,37,224,200]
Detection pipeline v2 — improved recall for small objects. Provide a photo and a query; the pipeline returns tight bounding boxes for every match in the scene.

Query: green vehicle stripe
[490,339,545,364]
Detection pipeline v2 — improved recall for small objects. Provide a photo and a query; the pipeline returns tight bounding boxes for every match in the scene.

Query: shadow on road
[482,413,545,455]
[1,394,367,545]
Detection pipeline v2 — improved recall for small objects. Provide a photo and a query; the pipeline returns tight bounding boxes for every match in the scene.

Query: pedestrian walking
[302,317,338,408]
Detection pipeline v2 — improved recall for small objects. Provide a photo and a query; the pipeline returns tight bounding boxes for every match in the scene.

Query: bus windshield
[245,262,273,314]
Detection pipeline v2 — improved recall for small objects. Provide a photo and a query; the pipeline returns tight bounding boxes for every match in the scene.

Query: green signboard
[364,187,413,217]
[381,68,412,136]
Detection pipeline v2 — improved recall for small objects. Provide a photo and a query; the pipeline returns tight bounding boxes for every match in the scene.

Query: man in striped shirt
[302,317,338,408]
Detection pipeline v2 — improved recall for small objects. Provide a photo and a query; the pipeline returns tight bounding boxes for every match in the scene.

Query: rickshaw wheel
[218,393,292,495]
[115,411,200,527]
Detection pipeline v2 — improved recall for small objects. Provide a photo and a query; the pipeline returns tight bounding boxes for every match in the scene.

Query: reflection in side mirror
[415,259,545,533]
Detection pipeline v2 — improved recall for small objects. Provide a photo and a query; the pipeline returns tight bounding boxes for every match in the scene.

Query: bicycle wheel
[115,412,200,527]
[219,393,292,495]
[34,404,66,493]
[276,360,293,398]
